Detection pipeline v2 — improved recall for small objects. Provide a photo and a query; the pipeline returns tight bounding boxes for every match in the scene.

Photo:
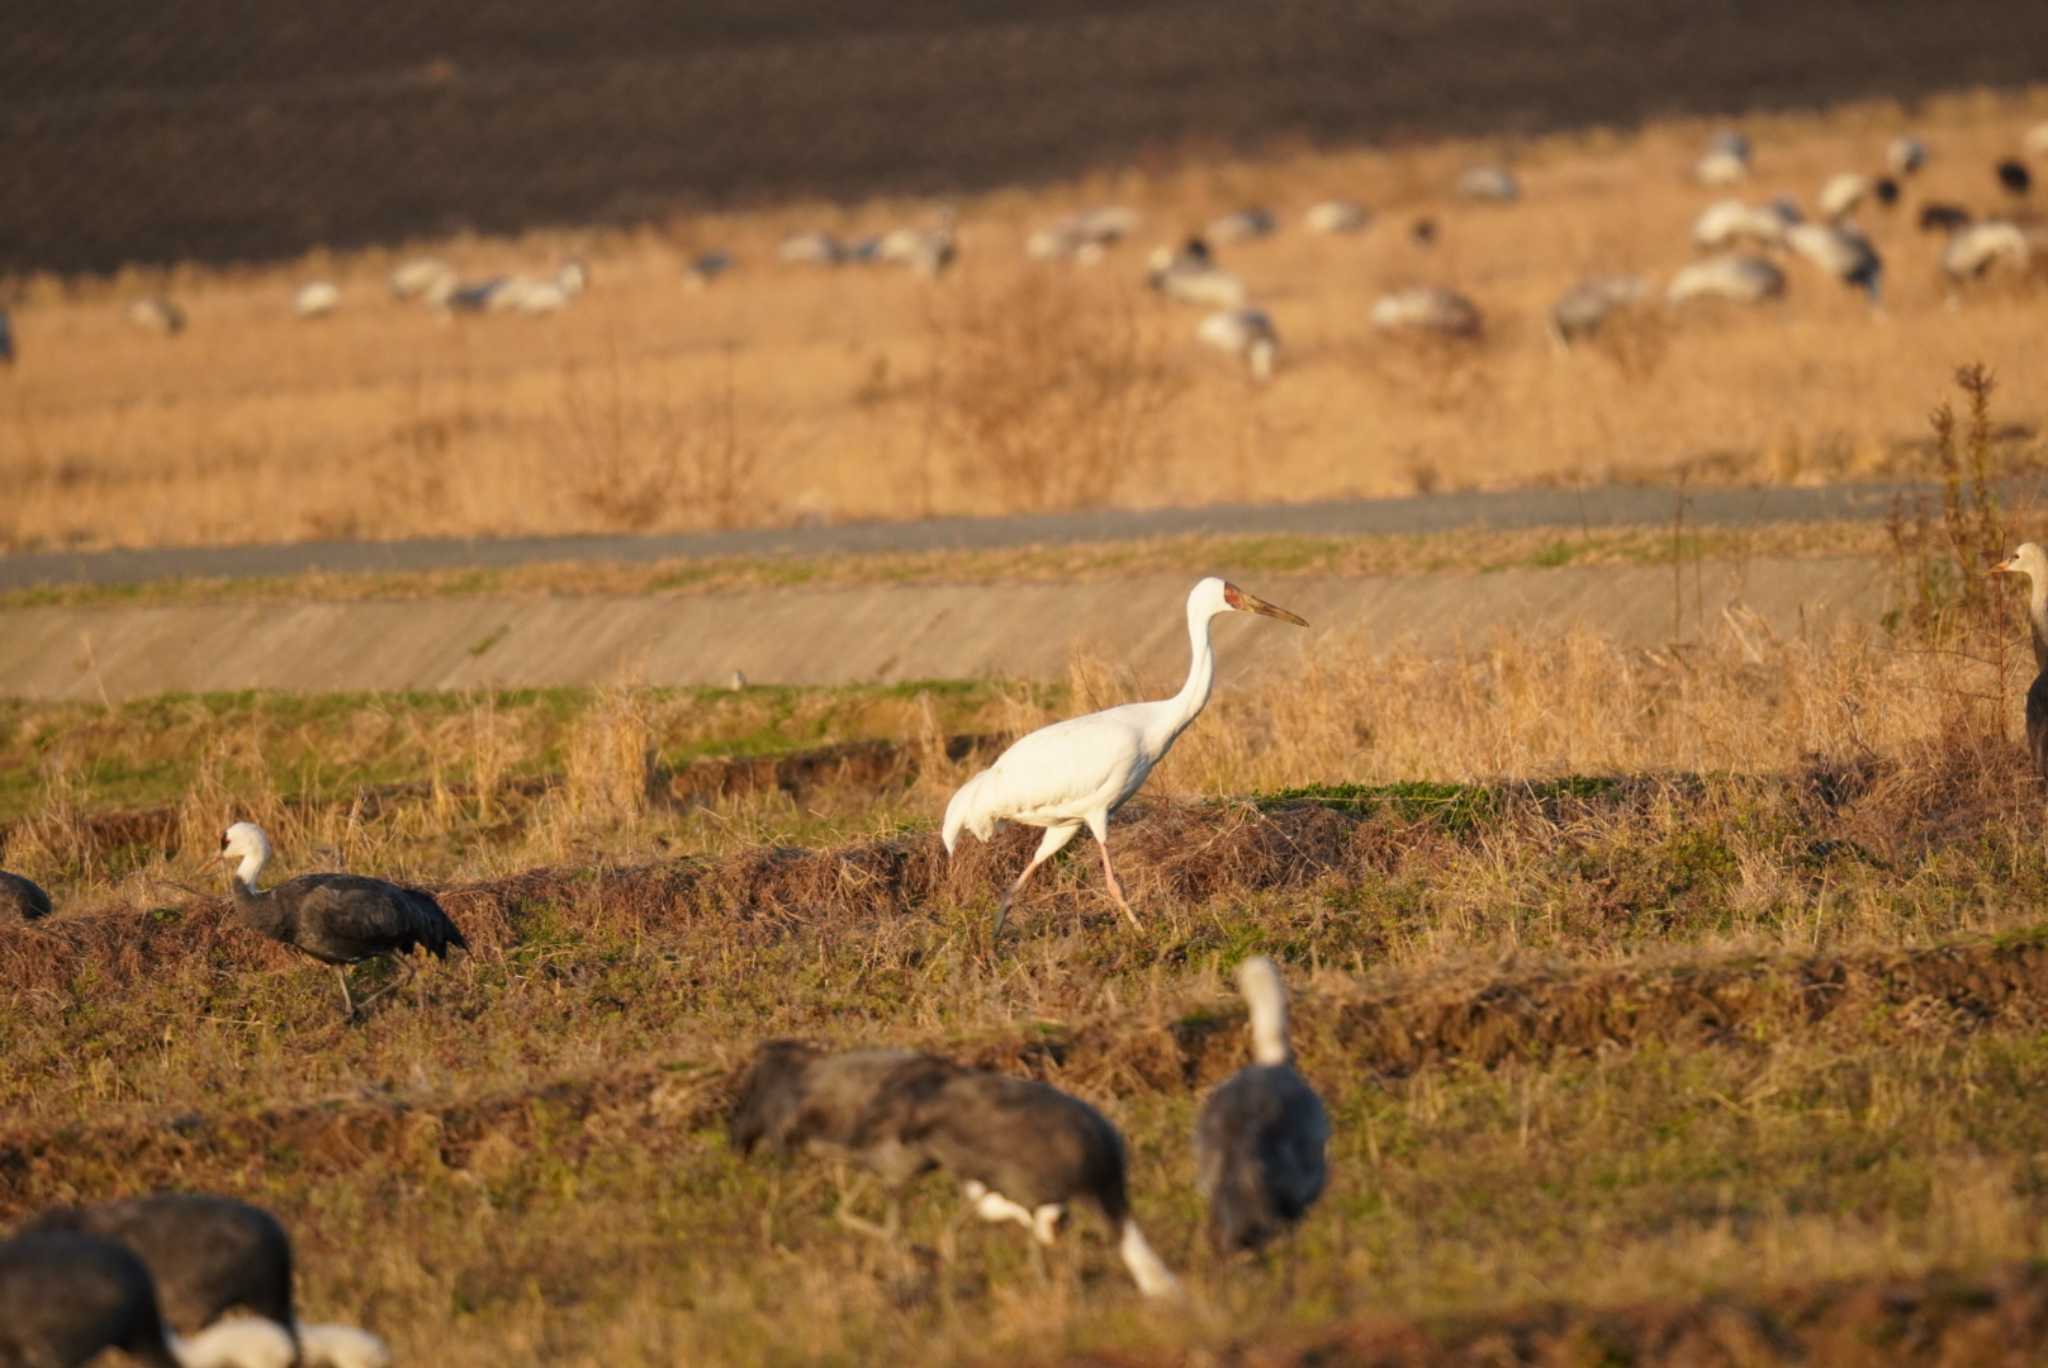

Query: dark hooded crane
[1194,957,1330,1257]
[0,1231,294,1368]
[221,821,466,1021]
[1992,544,2048,785]
[728,1042,940,1235]
[729,1042,1181,1298]
[893,1062,1180,1298]
[1,869,51,921]
[18,1194,389,1368]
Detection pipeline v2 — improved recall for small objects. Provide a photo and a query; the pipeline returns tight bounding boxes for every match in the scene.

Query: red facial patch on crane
[1222,582,1245,610]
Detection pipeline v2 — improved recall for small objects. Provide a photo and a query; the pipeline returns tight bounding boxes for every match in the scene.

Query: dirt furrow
[0,733,1003,866]
[1056,1261,2048,1365]
[4,932,2041,1215]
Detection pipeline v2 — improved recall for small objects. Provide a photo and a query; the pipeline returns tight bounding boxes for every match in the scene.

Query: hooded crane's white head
[220,821,275,888]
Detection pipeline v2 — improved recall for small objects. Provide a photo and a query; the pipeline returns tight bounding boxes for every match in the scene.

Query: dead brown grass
[5,89,2047,552]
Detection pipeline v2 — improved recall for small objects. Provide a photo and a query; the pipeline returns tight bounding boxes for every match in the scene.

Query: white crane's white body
[943,577,1306,935]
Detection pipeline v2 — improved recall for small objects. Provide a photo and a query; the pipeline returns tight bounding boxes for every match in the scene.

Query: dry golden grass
[8,600,2048,1358]
[5,89,2047,552]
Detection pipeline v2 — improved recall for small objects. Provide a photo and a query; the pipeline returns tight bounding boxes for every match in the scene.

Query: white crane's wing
[972,705,1156,825]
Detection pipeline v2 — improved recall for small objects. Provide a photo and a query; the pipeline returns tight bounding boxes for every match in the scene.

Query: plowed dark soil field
[8,0,2047,270]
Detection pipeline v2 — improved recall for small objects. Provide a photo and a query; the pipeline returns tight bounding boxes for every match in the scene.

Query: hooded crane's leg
[1085,810,1141,930]
[332,966,358,1022]
[993,823,1083,940]
[353,954,418,1014]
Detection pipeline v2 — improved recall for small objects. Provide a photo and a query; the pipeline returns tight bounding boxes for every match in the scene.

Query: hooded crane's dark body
[728,1042,941,1187]
[233,874,463,970]
[892,1066,1134,1229]
[19,1194,294,1342]
[731,1043,1128,1225]
[0,1232,179,1368]
[729,1040,1179,1295]
[1194,1064,1330,1254]
[1,871,51,922]
[1193,957,1331,1257]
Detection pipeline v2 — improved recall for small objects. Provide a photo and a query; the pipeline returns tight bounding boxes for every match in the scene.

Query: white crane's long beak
[1234,589,1309,627]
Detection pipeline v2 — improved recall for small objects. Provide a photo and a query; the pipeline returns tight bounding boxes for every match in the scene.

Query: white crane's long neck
[1151,602,1218,750]
[2027,572,2048,676]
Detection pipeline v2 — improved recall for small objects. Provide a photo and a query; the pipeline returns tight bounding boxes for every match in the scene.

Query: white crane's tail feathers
[1119,1219,1182,1299]
[942,770,993,856]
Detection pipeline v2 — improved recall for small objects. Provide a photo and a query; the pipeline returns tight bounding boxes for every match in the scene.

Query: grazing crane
[1456,165,1519,202]
[292,282,340,319]
[2,869,51,920]
[1409,216,1439,247]
[1918,202,1973,234]
[21,1195,388,1368]
[1997,159,2033,196]
[685,251,733,289]
[1205,208,1276,244]
[388,257,454,300]
[878,209,958,277]
[1819,172,1875,221]
[0,1232,295,1368]
[730,1042,1180,1297]
[1195,308,1279,381]
[1665,253,1786,305]
[943,578,1307,937]
[778,231,845,265]
[1302,200,1369,234]
[2029,122,2048,160]
[1888,136,1929,176]
[1370,285,1482,338]
[728,1041,940,1235]
[895,1060,1181,1298]
[1194,957,1330,1257]
[1146,239,1248,309]
[1548,276,1647,348]
[220,821,466,1021]
[127,297,187,336]
[1028,207,1139,264]
[1691,197,1801,251]
[1694,130,1752,186]
[1992,544,2048,785]
[1940,220,2039,281]
[1785,221,1882,300]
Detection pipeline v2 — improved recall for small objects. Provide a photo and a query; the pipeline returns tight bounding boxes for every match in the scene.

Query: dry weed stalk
[933,271,1180,511]
[561,683,661,825]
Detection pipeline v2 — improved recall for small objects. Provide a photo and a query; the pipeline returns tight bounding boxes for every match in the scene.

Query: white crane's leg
[993,824,1082,939]
[1086,810,1141,930]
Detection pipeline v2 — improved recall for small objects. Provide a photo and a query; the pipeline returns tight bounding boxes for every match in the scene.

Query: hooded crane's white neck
[2025,567,2048,676]
[1240,956,1292,1066]
[225,824,275,893]
[1149,589,1224,751]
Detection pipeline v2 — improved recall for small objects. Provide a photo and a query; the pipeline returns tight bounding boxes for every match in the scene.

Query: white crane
[1456,164,1519,202]
[942,578,1307,937]
[1694,129,1752,186]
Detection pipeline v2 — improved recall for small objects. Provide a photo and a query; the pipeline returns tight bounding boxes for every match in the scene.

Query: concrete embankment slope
[0,557,1889,702]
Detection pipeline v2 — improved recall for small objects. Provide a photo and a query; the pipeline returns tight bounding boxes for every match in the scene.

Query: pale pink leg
[1087,810,1141,929]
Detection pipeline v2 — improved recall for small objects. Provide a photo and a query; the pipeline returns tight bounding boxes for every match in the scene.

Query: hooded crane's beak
[1990,557,2021,577]
[1227,584,1309,627]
